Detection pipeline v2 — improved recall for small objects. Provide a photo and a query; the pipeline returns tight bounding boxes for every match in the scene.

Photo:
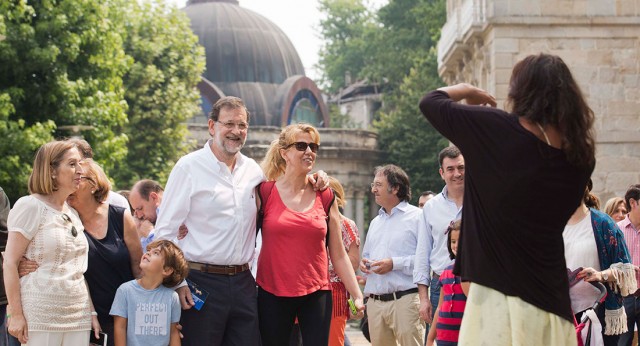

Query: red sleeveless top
[256,184,333,297]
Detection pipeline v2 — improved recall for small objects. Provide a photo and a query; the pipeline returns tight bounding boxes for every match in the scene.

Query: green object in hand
[348,298,358,315]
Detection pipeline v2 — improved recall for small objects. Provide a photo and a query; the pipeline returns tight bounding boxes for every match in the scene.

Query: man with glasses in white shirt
[414,146,465,335]
[360,164,426,346]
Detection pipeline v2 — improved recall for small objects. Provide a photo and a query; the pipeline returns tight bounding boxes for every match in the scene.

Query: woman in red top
[256,123,364,346]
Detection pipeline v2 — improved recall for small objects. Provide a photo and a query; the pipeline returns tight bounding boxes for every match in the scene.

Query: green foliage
[318,0,448,202]
[317,0,378,93]
[0,93,55,202]
[375,49,449,196]
[110,0,205,188]
[0,0,204,198]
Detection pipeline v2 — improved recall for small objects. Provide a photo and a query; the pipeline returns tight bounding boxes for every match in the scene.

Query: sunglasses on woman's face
[61,213,78,237]
[287,142,319,153]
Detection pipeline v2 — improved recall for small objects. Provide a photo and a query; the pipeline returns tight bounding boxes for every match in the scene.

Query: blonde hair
[29,140,77,195]
[603,197,626,217]
[328,176,346,209]
[261,123,320,181]
[81,159,111,203]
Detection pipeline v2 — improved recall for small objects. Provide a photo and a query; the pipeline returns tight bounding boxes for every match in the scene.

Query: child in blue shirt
[110,240,188,346]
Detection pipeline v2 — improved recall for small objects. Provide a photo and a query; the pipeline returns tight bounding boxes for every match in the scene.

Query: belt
[187,261,250,275]
[369,288,419,302]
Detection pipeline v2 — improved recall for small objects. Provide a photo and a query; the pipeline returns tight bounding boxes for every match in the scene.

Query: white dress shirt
[362,201,424,295]
[107,191,131,212]
[413,186,462,286]
[154,140,265,265]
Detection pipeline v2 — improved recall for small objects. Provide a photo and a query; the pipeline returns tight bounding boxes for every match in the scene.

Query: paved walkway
[345,323,370,346]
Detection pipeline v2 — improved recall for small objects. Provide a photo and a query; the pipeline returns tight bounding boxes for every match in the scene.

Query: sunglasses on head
[287,142,319,153]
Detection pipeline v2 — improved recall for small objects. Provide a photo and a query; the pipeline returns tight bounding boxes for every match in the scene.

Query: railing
[437,0,487,66]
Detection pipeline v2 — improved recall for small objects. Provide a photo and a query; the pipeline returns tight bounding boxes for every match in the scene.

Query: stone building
[182,0,383,231]
[438,0,640,200]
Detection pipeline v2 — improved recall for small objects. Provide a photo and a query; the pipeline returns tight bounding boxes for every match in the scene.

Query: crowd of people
[0,53,638,346]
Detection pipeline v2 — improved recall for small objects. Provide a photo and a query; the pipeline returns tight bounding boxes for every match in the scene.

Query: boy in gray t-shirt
[110,240,189,346]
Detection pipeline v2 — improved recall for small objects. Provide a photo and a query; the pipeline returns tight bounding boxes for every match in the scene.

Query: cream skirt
[459,283,577,346]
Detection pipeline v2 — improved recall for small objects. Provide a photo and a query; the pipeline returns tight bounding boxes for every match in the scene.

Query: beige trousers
[24,330,89,346]
[366,292,425,346]
[459,283,577,346]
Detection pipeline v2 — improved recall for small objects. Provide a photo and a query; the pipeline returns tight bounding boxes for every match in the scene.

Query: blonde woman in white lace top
[4,140,100,345]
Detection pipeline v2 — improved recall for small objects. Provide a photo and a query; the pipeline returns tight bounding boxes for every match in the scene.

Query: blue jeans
[424,273,442,342]
[619,296,640,346]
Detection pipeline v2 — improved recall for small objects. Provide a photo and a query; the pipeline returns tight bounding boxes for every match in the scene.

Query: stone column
[354,190,365,236]
[344,188,355,221]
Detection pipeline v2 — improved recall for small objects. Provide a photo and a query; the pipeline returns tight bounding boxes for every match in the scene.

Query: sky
[168,0,387,80]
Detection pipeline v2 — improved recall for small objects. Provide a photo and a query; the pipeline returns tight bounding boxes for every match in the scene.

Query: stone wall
[438,0,640,200]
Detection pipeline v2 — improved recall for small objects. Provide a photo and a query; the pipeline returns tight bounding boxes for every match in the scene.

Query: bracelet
[90,311,98,316]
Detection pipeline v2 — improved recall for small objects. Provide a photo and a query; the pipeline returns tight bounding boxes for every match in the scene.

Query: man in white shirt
[153,97,262,345]
[154,96,327,345]
[360,164,426,346]
[414,146,465,328]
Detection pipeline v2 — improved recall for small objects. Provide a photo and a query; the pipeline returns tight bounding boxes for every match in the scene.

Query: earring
[91,190,95,194]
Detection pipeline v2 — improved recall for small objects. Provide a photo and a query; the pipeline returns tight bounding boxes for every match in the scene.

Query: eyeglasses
[287,142,319,153]
[61,213,78,237]
[216,121,248,131]
[370,182,383,189]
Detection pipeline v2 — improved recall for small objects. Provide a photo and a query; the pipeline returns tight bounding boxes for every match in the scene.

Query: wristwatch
[601,270,609,282]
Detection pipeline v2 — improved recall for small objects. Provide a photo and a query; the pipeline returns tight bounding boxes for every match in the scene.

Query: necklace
[536,123,551,145]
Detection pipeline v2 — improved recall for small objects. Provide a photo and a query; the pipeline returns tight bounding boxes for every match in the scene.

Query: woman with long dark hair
[419,53,596,345]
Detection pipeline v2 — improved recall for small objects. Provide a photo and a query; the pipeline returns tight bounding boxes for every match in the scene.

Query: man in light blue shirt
[360,164,426,346]
[413,146,465,327]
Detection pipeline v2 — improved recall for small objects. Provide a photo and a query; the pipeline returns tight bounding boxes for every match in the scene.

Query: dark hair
[146,240,189,287]
[133,179,164,200]
[507,54,595,168]
[447,219,462,260]
[67,138,93,159]
[624,184,640,211]
[420,190,435,198]
[209,96,251,123]
[374,164,411,202]
[583,179,600,210]
[438,146,461,167]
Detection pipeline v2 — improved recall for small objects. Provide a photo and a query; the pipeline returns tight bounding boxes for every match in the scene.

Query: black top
[84,205,135,346]
[419,90,594,322]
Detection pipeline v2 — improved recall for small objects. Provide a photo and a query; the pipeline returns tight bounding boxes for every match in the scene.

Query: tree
[0,0,204,199]
[110,0,205,187]
[318,0,447,201]
[317,0,378,94]
[0,0,128,201]
[375,49,449,195]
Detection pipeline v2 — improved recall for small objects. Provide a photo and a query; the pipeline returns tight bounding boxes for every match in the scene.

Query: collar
[205,139,244,172]
[441,185,450,201]
[378,201,411,216]
[619,215,638,232]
